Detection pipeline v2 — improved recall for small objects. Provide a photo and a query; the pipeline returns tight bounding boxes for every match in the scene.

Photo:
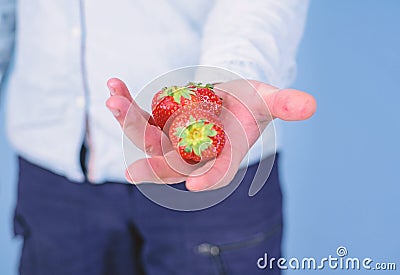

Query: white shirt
[1,0,309,183]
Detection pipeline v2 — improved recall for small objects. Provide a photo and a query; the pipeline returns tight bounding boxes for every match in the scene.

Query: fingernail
[108,107,120,117]
[109,87,116,96]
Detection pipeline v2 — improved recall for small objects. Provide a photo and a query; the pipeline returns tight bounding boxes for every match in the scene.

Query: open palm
[106,78,316,191]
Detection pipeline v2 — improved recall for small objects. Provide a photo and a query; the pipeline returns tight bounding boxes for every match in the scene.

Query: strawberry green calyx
[159,86,196,104]
[187,82,214,90]
[175,116,217,157]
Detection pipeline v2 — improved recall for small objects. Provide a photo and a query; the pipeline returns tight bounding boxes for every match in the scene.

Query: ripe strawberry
[152,85,199,130]
[169,108,225,163]
[187,83,223,116]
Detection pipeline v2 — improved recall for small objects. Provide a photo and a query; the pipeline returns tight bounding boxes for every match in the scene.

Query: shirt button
[75,96,85,108]
[71,27,81,38]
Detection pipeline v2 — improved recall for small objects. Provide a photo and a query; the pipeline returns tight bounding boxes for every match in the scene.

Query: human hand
[106,78,316,191]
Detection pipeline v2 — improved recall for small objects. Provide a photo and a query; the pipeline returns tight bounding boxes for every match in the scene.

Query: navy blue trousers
[14,155,283,275]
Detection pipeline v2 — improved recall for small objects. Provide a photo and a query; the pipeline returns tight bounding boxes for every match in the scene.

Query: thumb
[262,86,317,121]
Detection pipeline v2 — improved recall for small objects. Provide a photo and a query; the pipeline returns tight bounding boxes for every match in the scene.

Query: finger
[106,95,167,156]
[107,77,133,102]
[254,81,317,121]
[107,77,155,125]
[125,154,187,184]
[105,95,131,126]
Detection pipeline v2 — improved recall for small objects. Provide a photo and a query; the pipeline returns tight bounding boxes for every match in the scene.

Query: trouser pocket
[195,223,282,275]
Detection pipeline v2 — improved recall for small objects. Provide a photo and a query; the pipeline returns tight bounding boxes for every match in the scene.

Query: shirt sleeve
[199,0,309,88]
[0,0,16,88]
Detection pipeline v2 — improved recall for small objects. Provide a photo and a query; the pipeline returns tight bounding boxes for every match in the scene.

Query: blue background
[1,0,399,274]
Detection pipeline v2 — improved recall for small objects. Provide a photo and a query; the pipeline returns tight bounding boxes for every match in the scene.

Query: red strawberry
[187,83,223,116]
[169,108,225,163]
[152,86,199,130]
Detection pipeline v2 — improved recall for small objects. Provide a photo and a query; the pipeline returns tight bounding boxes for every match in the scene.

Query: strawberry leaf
[174,126,186,137]
[184,145,192,153]
[173,93,182,104]
[193,144,201,156]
